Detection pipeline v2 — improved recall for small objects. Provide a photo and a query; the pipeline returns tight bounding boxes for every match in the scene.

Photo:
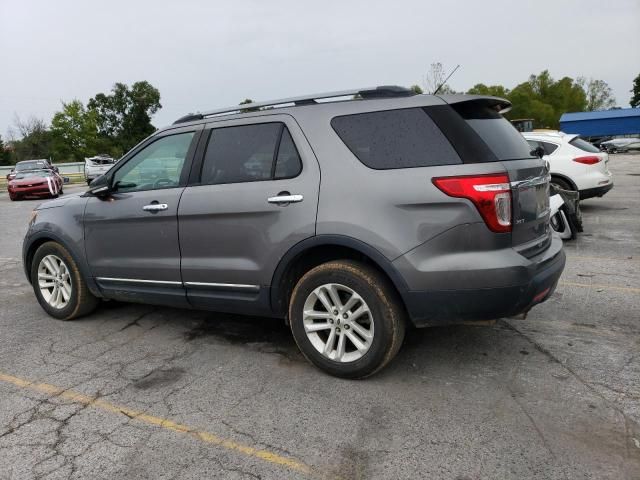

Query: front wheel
[289,260,406,379]
[31,241,99,320]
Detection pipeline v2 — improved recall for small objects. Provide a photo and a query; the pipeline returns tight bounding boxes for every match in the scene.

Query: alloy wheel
[302,283,374,362]
[38,254,72,309]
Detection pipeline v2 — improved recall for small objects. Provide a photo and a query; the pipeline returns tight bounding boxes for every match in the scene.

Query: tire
[30,241,99,320]
[9,193,18,201]
[550,177,573,191]
[289,260,406,379]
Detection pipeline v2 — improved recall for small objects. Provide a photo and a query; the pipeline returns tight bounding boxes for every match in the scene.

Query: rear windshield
[331,108,461,169]
[569,137,600,153]
[451,102,535,160]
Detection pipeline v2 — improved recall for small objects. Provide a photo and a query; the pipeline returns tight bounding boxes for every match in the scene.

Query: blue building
[559,108,640,138]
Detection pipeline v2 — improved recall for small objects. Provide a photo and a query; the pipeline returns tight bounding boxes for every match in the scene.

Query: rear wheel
[289,260,405,379]
[550,177,573,191]
[31,241,99,320]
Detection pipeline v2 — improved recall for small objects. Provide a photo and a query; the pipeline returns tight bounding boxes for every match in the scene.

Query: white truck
[85,155,116,185]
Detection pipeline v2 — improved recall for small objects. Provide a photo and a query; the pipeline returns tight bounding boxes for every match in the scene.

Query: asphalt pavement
[0,158,638,479]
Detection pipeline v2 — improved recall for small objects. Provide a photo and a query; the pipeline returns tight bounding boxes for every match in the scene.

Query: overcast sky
[1,0,638,137]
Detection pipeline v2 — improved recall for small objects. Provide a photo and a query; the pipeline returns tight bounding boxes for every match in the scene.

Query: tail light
[573,156,601,165]
[433,174,512,233]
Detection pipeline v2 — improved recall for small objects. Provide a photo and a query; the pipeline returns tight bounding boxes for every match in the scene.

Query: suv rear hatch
[434,97,551,257]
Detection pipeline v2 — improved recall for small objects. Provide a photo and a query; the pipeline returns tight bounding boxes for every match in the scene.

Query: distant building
[559,108,640,139]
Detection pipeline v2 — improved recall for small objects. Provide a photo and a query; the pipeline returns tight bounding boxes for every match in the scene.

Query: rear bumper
[393,225,565,327]
[580,183,613,199]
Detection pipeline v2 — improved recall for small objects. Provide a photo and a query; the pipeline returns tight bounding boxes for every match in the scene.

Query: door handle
[143,203,168,212]
[267,194,304,205]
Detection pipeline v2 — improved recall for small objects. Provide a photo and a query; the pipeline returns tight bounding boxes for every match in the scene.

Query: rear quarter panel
[291,99,511,260]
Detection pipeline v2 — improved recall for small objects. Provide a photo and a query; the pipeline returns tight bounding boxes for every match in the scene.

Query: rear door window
[569,137,600,153]
[331,108,461,169]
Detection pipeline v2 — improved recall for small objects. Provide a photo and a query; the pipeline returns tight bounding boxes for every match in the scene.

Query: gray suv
[23,86,565,378]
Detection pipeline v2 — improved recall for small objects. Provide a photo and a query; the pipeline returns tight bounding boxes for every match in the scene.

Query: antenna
[433,64,460,95]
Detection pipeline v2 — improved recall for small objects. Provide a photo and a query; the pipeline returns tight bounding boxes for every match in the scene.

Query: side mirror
[53,166,59,173]
[87,174,111,196]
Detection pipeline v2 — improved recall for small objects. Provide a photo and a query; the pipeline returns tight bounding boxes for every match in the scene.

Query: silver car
[23,86,565,378]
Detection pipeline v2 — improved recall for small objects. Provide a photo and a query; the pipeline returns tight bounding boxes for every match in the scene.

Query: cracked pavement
[0,155,639,479]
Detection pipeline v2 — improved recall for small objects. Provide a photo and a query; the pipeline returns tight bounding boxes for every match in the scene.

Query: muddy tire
[289,260,406,379]
[30,241,99,320]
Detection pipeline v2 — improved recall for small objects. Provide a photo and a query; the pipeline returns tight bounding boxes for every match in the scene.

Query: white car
[523,131,613,199]
[85,155,116,185]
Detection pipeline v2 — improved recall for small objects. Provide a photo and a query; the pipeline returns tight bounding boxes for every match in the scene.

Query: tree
[579,78,616,111]
[8,115,53,161]
[239,98,257,113]
[0,135,13,166]
[631,73,640,108]
[88,81,161,154]
[410,85,423,94]
[50,100,100,161]
[423,62,455,94]
[466,83,509,98]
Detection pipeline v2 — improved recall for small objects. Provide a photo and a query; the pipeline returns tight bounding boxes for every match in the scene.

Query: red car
[7,169,64,201]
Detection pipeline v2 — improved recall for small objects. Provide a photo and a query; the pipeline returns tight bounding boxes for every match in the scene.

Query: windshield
[16,161,47,171]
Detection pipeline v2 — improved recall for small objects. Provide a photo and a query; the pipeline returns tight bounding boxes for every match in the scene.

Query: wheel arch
[270,235,411,321]
[550,173,578,191]
[23,231,101,297]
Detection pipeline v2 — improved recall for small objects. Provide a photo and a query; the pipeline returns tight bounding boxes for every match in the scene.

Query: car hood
[36,193,85,210]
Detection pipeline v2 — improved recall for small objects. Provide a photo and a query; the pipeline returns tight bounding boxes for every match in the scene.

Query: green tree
[50,100,100,161]
[466,83,509,98]
[88,81,161,154]
[631,73,640,108]
[9,116,53,161]
[239,98,257,113]
[0,135,13,166]
[410,85,423,94]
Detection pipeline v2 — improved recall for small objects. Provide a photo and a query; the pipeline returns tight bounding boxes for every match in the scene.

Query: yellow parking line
[559,281,640,294]
[0,371,314,477]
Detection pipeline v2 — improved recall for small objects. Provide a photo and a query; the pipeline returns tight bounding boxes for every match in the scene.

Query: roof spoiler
[437,94,512,115]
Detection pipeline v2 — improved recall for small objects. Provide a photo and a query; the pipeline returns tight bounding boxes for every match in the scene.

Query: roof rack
[173,85,416,124]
